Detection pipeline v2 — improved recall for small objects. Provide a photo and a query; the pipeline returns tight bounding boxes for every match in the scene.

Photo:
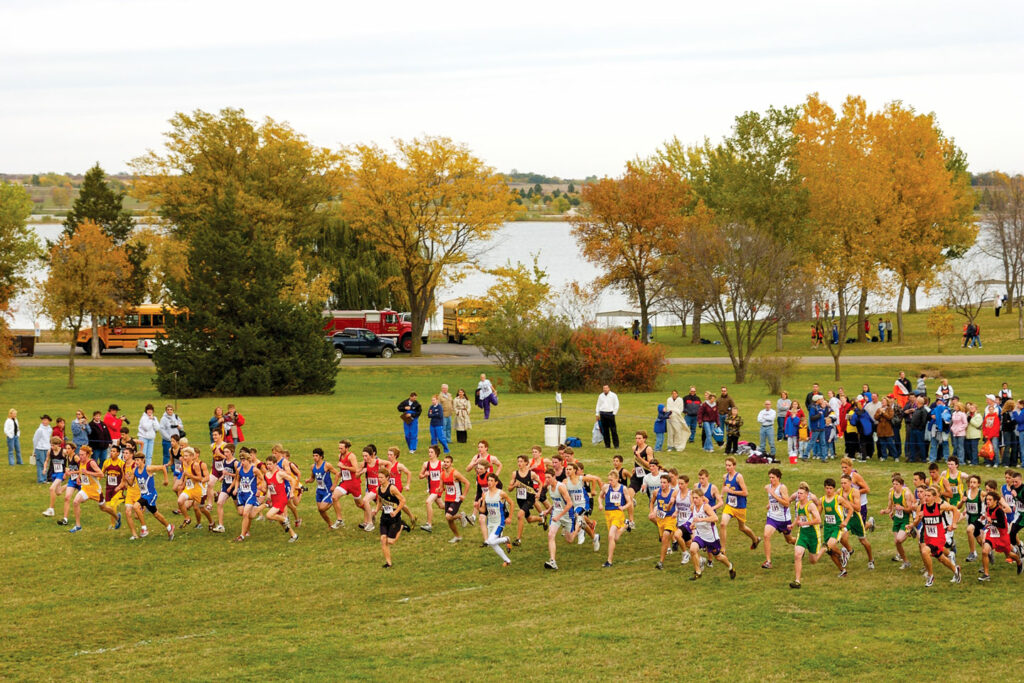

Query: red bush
[571,326,667,392]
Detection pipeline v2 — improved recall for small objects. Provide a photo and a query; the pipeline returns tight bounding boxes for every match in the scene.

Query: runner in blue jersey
[126,451,174,540]
[212,445,240,534]
[483,473,514,566]
[599,469,634,567]
[233,449,265,542]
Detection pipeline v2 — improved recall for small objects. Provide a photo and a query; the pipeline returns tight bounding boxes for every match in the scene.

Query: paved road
[14,342,1024,368]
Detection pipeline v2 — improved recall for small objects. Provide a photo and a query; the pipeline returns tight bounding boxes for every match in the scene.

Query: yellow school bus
[442,299,486,344]
[77,304,184,353]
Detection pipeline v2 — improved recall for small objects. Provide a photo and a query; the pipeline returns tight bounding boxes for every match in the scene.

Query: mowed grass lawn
[654,307,1024,358]
[2,362,1022,681]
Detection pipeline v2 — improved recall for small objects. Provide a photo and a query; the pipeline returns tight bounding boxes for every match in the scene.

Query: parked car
[135,338,168,358]
[327,328,397,359]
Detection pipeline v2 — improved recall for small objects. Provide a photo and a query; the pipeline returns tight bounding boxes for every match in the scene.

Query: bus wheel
[447,335,455,344]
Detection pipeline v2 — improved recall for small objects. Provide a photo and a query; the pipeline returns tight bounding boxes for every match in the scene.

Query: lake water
[12,220,1004,331]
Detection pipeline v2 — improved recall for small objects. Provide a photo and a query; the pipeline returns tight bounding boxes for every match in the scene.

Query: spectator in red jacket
[103,404,126,444]
[698,393,719,453]
[224,404,246,444]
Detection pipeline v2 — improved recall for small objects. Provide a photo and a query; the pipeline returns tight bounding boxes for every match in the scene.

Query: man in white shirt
[665,390,688,451]
[33,415,53,484]
[936,379,954,403]
[4,408,22,466]
[595,385,620,449]
[756,401,776,457]
[158,404,184,467]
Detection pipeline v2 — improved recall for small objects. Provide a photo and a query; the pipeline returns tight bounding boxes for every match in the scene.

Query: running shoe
[69,525,82,533]
[331,520,345,529]
[204,503,212,512]
[761,562,772,569]
[364,522,375,532]
[506,540,513,554]
[358,522,366,530]
[129,535,138,541]
[978,573,991,582]
[479,542,487,548]
[196,524,205,531]
[140,529,150,538]
[728,564,736,580]
[891,555,901,562]
[512,539,521,547]
[925,573,934,587]
[42,508,54,517]
[689,572,702,581]
[867,561,875,570]
[789,581,801,589]
[115,513,122,530]
[233,535,245,542]
[700,557,708,572]
[593,533,601,552]
[448,536,462,544]
[419,524,433,532]
[751,537,760,550]
[655,562,663,570]
[867,517,875,532]
[460,514,470,528]
[168,525,176,540]
[182,518,191,528]
[840,548,849,568]
[900,561,911,570]
[952,566,962,583]
[382,563,392,569]
[288,534,298,543]
[602,561,613,568]
[57,518,68,526]
[681,551,691,565]
[838,569,848,578]
[544,559,558,570]
[577,530,585,545]
[212,524,225,533]
[707,559,714,568]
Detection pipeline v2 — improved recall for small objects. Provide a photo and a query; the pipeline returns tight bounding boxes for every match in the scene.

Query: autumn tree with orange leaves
[569,161,695,343]
[42,221,130,388]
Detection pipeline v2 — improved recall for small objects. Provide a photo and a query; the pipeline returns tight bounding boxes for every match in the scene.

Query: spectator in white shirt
[5,408,22,466]
[137,403,161,467]
[665,390,688,451]
[158,404,184,466]
[476,374,498,419]
[33,415,53,483]
[756,401,777,457]
[595,385,620,449]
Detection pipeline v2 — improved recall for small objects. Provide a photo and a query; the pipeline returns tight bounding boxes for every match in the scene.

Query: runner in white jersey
[761,467,794,569]
[482,473,514,566]
[672,474,694,565]
[688,488,736,580]
[563,462,601,551]
[543,468,575,570]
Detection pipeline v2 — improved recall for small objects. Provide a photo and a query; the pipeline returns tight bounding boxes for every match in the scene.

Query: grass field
[2,362,1022,681]
[653,308,1024,358]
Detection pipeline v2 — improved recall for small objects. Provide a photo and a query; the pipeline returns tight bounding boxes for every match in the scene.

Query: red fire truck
[322,309,415,352]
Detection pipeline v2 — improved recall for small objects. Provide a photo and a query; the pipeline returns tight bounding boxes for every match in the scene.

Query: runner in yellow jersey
[68,446,119,533]
[790,482,823,589]
[879,473,914,570]
[839,473,875,569]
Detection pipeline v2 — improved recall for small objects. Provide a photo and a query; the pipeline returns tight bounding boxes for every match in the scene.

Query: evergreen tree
[153,189,338,397]
[63,163,135,242]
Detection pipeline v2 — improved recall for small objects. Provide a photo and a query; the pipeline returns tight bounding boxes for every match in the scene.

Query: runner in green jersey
[818,479,850,576]
[840,474,875,569]
[790,482,823,589]
[963,474,984,562]
[880,474,914,569]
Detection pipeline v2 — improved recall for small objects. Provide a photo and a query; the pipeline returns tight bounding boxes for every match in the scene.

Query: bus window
[140,314,152,327]
[124,313,140,328]
[151,314,164,326]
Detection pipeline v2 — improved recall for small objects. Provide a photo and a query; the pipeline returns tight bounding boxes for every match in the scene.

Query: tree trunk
[90,316,100,359]
[734,358,747,384]
[833,351,841,381]
[775,320,783,351]
[908,285,919,313]
[856,287,868,343]
[690,302,702,344]
[410,299,426,357]
[1018,298,1023,339]
[896,285,905,344]
[67,330,77,389]
[678,315,687,338]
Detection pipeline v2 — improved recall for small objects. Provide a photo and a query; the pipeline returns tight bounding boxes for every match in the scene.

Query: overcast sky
[2,0,1022,178]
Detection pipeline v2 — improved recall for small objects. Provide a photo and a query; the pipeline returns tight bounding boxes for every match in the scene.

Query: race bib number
[769,500,781,513]
[80,475,90,486]
[139,480,149,495]
[268,484,276,496]
[54,462,64,473]
[430,470,441,481]
[893,509,904,520]
[966,502,979,514]
[341,469,351,481]
[240,480,252,493]
[70,472,79,483]
[634,466,645,477]
[727,495,739,507]
[824,514,837,525]
[609,491,622,506]
[107,474,118,486]
[389,477,397,486]
[367,477,378,487]
[317,478,326,490]
[382,504,395,515]
[925,524,938,538]
[989,527,1001,538]
[516,487,528,500]
[656,509,666,519]
[445,484,456,496]
[214,461,224,472]
[173,465,182,477]
[571,492,584,505]
[224,473,234,485]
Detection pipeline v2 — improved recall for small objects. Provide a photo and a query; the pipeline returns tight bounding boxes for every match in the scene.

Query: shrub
[572,326,667,392]
[751,354,800,395]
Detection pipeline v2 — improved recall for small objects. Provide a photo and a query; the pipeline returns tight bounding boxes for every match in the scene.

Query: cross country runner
[41,438,67,518]
[508,455,543,545]
[879,473,914,569]
[263,454,299,542]
[234,449,266,542]
[307,448,342,530]
[818,478,852,577]
[761,468,794,569]
[790,482,823,589]
[375,471,407,568]
[177,448,213,530]
[564,461,600,551]
[962,474,985,562]
[611,455,633,529]
[979,490,1023,580]
[482,473,514,566]
[912,486,962,587]
[688,488,736,581]
[386,446,416,529]
[417,445,445,532]
[57,444,80,526]
[600,468,633,567]
[840,457,874,531]
[543,468,575,571]
[721,456,759,552]
[651,473,677,570]
[331,439,364,528]
[68,446,119,533]
[440,455,471,543]
[124,451,174,540]
[360,445,383,532]
[672,474,694,566]
[100,444,126,531]
[839,473,875,569]
[211,445,240,533]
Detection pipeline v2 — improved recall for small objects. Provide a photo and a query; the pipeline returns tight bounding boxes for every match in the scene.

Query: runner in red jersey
[263,455,298,542]
[418,445,445,532]
[529,445,549,518]
[360,446,382,532]
[440,455,472,543]
[331,439,367,527]
[386,447,416,529]
[979,490,1023,580]
[912,486,961,586]
[467,440,503,503]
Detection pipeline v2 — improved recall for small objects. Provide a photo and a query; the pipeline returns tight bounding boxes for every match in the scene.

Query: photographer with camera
[224,404,246,445]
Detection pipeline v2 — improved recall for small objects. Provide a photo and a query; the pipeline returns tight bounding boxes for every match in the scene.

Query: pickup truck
[327,328,397,359]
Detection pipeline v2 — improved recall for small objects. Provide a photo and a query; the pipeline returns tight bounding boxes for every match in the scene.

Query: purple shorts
[860,504,868,520]
[766,517,791,534]
[695,536,722,556]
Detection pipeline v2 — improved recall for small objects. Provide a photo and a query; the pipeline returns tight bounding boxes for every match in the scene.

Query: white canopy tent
[595,310,660,339]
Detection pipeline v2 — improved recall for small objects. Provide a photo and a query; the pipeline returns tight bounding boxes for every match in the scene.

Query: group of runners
[40,427,1024,584]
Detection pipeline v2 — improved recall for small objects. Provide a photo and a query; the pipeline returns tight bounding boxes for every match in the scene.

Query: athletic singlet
[389,462,403,491]
[632,445,651,479]
[267,470,288,510]
[439,469,460,502]
[842,487,862,521]
[339,453,355,481]
[529,458,546,489]
[852,469,869,507]
[653,488,674,519]
[365,459,380,493]
[891,488,908,521]
[692,501,719,541]
[379,484,400,517]
[103,458,124,493]
[485,490,506,531]
[942,470,964,502]
[553,467,566,483]
[514,470,534,501]
[426,459,442,494]
[221,459,239,491]
[66,458,79,485]
[313,461,332,493]
[135,464,157,502]
[237,465,258,500]
[548,483,567,514]
[985,506,1008,537]
[170,450,183,478]
[723,472,746,509]
[566,477,587,511]
[675,488,693,524]
[964,490,981,519]
[79,459,99,495]
[47,452,66,478]
[821,496,843,527]
[767,484,790,522]
[604,484,626,511]
[1002,484,1019,524]
[795,501,816,530]
[698,482,718,508]
[211,453,225,478]
[921,502,945,544]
